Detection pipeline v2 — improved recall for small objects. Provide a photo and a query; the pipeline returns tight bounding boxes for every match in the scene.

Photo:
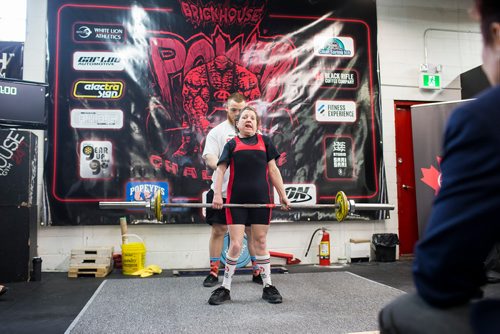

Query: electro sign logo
[73,80,124,99]
[314,36,354,58]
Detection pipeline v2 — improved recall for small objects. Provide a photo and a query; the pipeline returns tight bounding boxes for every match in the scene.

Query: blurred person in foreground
[379,0,500,333]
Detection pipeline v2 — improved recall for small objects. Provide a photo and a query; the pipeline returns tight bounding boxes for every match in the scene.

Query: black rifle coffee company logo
[73,80,124,99]
[319,70,358,88]
[74,23,125,43]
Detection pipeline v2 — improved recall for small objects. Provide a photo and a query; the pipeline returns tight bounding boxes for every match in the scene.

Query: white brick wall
[25,0,483,271]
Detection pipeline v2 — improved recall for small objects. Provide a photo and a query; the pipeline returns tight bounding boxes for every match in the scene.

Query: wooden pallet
[68,264,112,278]
[70,254,112,266]
[68,246,114,278]
[71,246,114,257]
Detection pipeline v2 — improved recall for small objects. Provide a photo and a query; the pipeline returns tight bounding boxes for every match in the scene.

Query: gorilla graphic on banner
[146,26,297,197]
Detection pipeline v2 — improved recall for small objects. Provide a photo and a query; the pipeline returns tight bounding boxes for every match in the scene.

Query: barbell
[98,191,394,222]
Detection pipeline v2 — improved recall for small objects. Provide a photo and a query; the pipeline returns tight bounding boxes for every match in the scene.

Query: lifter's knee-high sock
[256,254,272,286]
[221,255,238,290]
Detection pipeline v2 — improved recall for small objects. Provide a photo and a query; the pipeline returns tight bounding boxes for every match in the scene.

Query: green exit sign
[420,73,442,89]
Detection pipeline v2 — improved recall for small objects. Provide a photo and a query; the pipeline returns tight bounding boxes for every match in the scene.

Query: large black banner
[47,0,386,225]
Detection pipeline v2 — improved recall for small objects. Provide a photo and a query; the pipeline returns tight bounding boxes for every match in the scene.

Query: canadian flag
[420,156,442,195]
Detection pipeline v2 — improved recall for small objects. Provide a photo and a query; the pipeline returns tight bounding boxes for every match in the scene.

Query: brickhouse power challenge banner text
[47,0,387,225]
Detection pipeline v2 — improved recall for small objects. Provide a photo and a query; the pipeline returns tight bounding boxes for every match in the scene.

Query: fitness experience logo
[274,184,317,204]
[73,51,125,71]
[73,23,125,43]
[315,100,357,123]
[73,80,124,99]
[79,140,113,179]
[314,36,354,58]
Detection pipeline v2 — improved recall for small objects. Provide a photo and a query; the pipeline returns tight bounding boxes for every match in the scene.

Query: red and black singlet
[218,134,280,205]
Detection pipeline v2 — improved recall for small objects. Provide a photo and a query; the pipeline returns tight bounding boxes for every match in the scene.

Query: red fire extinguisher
[305,227,331,266]
[319,229,331,266]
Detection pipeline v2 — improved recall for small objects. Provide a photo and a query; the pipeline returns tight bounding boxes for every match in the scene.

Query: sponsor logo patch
[315,100,356,123]
[73,80,124,99]
[274,184,317,204]
[74,23,125,43]
[70,109,124,129]
[73,51,125,71]
[317,70,358,88]
[126,182,169,202]
[314,36,354,58]
[79,140,113,178]
[324,136,354,179]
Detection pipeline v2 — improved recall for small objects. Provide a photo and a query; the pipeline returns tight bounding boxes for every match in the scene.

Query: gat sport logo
[73,80,124,99]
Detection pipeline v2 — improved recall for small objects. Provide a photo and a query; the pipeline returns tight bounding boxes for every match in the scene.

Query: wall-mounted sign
[419,73,441,90]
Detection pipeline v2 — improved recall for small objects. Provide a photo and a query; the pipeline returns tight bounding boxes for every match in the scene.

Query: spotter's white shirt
[202,120,236,198]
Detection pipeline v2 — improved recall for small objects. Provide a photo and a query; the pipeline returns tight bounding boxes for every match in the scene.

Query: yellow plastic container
[121,234,146,275]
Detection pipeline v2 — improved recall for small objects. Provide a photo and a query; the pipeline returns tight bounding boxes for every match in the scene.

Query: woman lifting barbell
[208,105,291,306]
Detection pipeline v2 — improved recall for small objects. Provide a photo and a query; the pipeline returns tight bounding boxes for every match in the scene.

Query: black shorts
[226,207,271,225]
[205,189,227,225]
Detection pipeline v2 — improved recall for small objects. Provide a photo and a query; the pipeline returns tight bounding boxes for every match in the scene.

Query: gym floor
[0,259,498,334]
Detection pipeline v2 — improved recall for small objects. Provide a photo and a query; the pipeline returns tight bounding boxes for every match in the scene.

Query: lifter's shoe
[262,284,283,304]
[203,274,219,287]
[208,286,231,305]
[252,273,263,285]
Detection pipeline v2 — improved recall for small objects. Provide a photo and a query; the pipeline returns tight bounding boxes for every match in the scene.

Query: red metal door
[394,101,426,256]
